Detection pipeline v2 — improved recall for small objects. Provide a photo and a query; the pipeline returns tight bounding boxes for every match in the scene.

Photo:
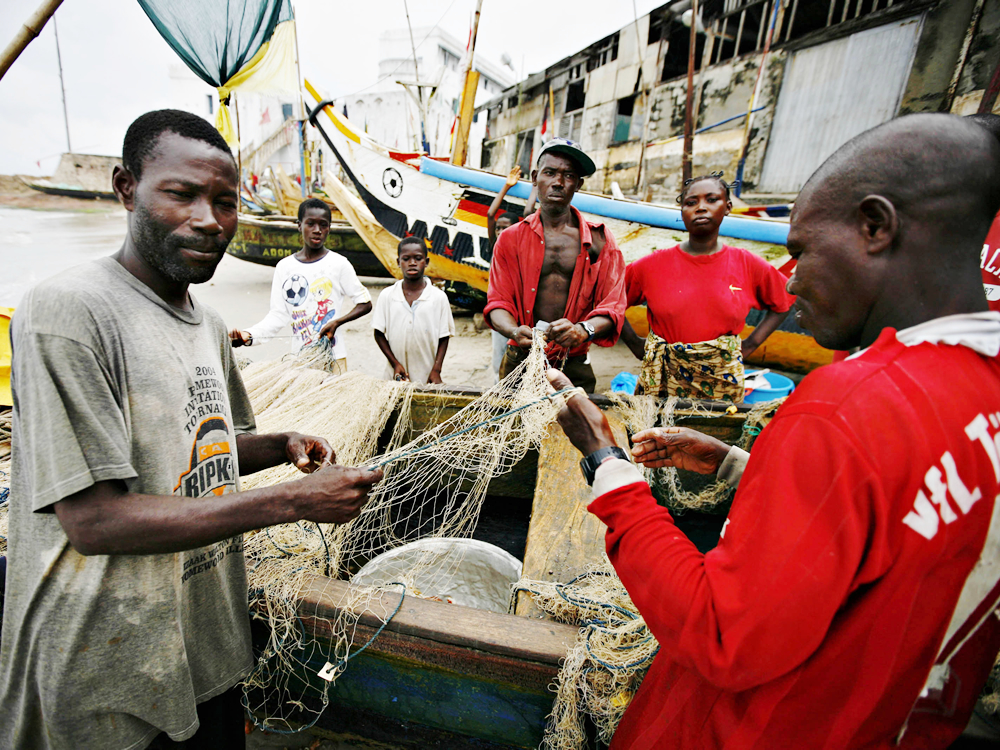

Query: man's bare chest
[539,233,580,279]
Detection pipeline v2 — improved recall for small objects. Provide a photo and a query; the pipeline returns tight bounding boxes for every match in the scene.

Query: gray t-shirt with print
[0,256,257,750]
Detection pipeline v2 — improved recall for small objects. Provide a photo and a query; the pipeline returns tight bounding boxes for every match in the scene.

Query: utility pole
[53,14,72,153]
[681,0,698,182]
[451,0,484,166]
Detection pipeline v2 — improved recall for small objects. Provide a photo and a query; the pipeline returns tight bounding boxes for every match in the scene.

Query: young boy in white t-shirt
[230,198,372,374]
[372,237,454,384]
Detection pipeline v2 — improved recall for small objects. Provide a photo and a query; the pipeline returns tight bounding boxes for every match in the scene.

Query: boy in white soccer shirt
[373,237,455,383]
[230,198,372,373]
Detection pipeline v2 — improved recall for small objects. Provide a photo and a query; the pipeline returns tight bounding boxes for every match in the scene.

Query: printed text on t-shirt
[903,412,1000,540]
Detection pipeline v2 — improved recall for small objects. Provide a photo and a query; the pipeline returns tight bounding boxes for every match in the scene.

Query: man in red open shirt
[485,138,626,392]
[547,114,1000,748]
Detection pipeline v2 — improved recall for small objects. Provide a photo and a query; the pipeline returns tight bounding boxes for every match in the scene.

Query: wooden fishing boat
[248,386,1000,747]
[248,387,750,747]
[302,80,832,375]
[227,214,392,278]
[20,153,119,201]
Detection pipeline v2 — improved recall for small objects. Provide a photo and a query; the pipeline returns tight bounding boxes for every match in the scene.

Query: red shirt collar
[526,205,595,251]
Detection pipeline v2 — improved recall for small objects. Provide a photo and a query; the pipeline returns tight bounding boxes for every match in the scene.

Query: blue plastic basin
[743,371,795,403]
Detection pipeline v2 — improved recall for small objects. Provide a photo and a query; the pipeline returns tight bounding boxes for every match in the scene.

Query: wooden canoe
[226,214,393,278]
[249,387,751,747]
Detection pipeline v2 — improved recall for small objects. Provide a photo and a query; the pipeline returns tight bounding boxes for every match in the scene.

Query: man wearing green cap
[484,138,627,392]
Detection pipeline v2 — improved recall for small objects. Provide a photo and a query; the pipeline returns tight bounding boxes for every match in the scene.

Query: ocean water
[0,206,128,308]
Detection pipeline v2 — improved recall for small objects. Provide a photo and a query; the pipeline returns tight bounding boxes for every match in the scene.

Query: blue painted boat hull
[420,158,790,246]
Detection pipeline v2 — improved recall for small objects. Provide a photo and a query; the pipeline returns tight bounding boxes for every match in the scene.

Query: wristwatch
[579,320,596,342]
[580,446,629,486]
[244,332,253,346]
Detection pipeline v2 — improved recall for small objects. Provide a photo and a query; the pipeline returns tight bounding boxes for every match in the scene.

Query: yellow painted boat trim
[0,307,12,407]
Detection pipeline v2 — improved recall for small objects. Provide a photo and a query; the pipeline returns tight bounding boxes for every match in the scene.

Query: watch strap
[580,446,629,486]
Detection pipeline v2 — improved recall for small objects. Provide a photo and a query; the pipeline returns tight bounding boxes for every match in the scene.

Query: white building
[169,64,301,179]
[335,27,513,164]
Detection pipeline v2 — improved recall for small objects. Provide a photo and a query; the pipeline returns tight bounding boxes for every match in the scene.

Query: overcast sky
[0,0,664,176]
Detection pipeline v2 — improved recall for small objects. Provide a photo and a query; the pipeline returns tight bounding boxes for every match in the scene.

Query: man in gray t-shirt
[0,110,383,750]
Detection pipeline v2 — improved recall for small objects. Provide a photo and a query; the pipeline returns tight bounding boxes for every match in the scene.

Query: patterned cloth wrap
[637,331,745,402]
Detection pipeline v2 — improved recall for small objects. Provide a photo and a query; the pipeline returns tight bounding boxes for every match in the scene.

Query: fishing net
[608,393,783,514]
[238,333,578,731]
[516,562,655,750]
[984,655,1000,715]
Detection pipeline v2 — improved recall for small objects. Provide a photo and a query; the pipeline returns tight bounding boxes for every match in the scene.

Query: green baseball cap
[537,137,596,177]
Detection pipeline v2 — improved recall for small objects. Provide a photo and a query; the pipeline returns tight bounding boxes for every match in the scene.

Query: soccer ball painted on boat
[282,274,309,307]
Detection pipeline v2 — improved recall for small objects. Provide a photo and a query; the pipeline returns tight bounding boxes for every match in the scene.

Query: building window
[660,19,706,82]
[648,13,666,45]
[514,129,535,175]
[207,94,213,115]
[508,94,519,109]
[440,46,460,71]
[281,103,293,120]
[612,95,637,144]
[481,138,501,169]
[698,0,896,70]
[558,111,583,144]
[565,80,585,113]
[586,32,620,72]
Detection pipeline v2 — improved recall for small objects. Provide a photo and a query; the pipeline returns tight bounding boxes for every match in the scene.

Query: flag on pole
[540,83,555,139]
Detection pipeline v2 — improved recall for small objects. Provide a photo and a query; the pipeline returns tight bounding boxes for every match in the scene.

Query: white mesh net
[238,335,573,731]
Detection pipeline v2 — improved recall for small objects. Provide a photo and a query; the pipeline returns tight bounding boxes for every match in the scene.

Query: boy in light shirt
[373,237,454,383]
[230,198,372,374]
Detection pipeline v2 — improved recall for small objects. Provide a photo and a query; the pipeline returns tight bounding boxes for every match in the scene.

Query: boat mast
[402,0,428,153]
[52,13,72,153]
[292,0,308,197]
[450,0,483,166]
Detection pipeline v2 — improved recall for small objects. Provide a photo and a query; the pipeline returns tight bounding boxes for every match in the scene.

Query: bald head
[799,113,1000,252]
[786,114,1000,351]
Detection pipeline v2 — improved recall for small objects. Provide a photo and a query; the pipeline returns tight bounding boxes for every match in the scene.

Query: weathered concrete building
[478,0,1000,202]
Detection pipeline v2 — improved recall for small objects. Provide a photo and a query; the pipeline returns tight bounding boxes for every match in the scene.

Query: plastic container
[610,371,638,395]
[743,370,795,403]
[350,538,522,614]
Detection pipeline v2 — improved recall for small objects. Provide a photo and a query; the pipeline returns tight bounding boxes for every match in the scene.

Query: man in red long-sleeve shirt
[548,114,1000,749]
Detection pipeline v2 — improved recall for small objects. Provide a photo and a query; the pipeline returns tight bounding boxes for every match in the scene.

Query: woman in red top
[621,173,794,401]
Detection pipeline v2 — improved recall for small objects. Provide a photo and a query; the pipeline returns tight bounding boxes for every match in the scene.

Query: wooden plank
[294,573,577,665]
[515,414,631,617]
